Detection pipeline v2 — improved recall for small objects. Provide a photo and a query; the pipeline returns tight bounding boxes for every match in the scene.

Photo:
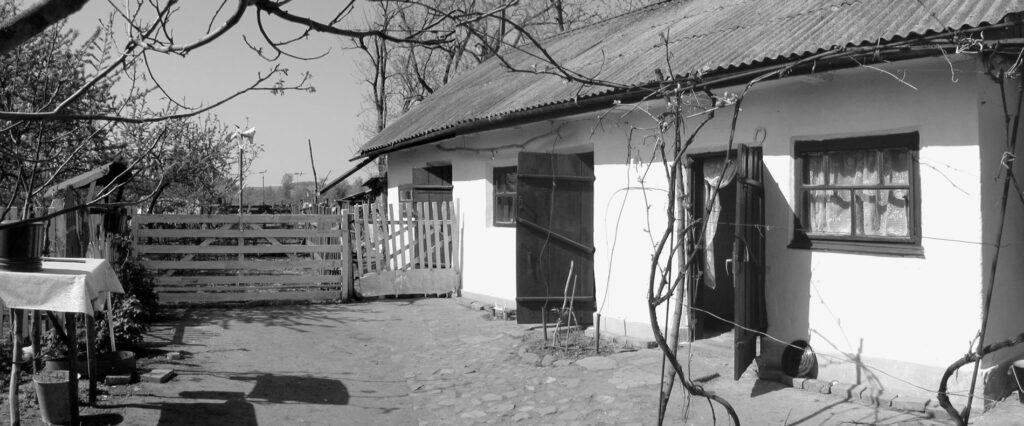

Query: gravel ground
[1,298,955,425]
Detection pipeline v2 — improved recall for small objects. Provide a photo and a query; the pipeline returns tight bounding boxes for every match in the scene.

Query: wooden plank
[157,283,342,292]
[237,221,244,262]
[340,210,353,302]
[404,204,417,268]
[387,204,398,270]
[373,202,387,271]
[135,228,344,238]
[440,201,452,269]
[141,259,343,270]
[247,224,300,261]
[134,214,344,224]
[353,210,366,276]
[159,290,340,305]
[430,202,441,269]
[362,204,376,273]
[397,204,409,269]
[136,245,342,255]
[156,274,344,286]
[417,202,429,269]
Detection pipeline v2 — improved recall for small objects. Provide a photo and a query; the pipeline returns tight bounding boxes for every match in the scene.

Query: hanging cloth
[702,157,736,289]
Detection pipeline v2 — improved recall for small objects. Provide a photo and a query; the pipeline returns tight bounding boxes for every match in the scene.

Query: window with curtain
[792,132,921,254]
[493,166,517,226]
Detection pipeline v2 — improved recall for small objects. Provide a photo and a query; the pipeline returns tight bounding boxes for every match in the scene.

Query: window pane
[883,149,910,185]
[494,167,517,194]
[806,190,851,235]
[505,170,517,193]
[829,150,878,186]
[804,154,825,186]
[856,189,910,237]
[496,195,515,223]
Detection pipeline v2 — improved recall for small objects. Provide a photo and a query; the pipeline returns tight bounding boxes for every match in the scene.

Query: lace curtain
[702,157,736,290]
[805,149,909,237]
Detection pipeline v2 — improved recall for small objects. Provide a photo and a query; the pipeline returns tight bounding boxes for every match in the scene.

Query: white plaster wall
[386,121,598,306]
[978,62,1024,400]
[385,56,992,396]
[662,59,987,398]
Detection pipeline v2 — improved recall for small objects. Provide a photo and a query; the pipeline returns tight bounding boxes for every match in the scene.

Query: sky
[64,1,375,188]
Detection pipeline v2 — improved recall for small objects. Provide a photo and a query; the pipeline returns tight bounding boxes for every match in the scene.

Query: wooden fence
[133,214,347,304]
[350,201,460,297]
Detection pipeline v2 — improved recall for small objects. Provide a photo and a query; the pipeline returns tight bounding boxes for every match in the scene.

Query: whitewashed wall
[385,55,1020,398]
[978,59,1024,402]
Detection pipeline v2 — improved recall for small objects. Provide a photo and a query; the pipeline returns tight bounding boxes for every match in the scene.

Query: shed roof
[359,0,1024,157]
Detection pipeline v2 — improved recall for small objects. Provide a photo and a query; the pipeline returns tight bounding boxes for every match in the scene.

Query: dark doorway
[691,146,767,380]
[515,151,595,324]
[692,155,737,339]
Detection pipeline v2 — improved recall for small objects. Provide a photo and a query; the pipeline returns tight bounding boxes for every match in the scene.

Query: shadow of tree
[142,303,386,349]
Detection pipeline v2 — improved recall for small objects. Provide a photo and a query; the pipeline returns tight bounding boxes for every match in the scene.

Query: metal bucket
[33,370,70,425]
[1012,359,1024,403]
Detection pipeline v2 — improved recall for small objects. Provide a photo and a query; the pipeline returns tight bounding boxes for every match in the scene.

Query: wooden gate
[134,214,347,305]
[349,200,460,297]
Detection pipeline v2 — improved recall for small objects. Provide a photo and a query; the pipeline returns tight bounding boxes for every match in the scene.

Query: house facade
[350,0,1024,405]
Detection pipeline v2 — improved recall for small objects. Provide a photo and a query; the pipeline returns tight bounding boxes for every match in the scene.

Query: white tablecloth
[0,258,125,315]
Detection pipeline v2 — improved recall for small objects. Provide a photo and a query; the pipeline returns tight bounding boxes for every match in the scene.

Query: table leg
[64,313,79,426]
[85,316,96,405]
[29,311,40,373]
[9,309,21,426]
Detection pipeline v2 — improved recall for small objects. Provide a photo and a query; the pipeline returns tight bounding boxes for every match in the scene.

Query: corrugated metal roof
[360,0,1024,156]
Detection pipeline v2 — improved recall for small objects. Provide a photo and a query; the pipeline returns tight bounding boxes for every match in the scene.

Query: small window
[493,166,517,226]
[411,165,453,204]
[791,132,921,256]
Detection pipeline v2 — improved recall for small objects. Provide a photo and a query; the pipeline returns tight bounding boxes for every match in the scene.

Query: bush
[94,235,159,350]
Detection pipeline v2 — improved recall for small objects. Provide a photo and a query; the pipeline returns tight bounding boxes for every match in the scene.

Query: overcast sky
[65,1,374,188]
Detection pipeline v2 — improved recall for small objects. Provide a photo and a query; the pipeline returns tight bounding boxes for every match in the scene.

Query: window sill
[493,222,516,228]
[788,239,924,257]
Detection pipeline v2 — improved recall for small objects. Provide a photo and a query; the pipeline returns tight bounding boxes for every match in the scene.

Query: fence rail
[134,213,347,305]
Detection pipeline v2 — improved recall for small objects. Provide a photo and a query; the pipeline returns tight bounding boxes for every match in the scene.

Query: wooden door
[732,144,767,380]
[515,152,595,324]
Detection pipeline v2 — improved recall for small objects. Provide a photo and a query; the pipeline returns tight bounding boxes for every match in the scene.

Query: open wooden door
[732,144,766,380]
[515,152,595,324]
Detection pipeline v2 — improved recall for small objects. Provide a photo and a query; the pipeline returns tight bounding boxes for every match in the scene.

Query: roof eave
[357,33,1015,160]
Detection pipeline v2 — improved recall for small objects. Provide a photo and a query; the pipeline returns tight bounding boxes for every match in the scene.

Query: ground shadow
[749,379,786,398]
[155,391,256,426]
[142,304,387,350]
[81,413,124,425]
[228,374,349,405]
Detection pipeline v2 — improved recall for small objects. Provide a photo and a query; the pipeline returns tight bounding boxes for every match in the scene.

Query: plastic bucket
[1012,359,1024,403]
[33,370,70,425]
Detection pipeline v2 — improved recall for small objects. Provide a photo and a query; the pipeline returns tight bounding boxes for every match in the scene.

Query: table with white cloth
[0,258,125,426]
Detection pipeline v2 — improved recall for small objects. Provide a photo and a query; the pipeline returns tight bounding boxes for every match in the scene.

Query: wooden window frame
[493,166,517,227]
[789,132,923,257]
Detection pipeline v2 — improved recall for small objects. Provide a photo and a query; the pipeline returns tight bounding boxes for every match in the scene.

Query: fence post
[340,210,354,302]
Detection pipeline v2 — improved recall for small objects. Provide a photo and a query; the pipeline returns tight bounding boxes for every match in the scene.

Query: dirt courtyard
[4,298,963,425]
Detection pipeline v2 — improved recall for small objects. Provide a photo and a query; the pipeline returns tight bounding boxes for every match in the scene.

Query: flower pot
[33,370,71,425]
[101,350,136,377]
[44,351,136,380]
[0,221,44,272]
